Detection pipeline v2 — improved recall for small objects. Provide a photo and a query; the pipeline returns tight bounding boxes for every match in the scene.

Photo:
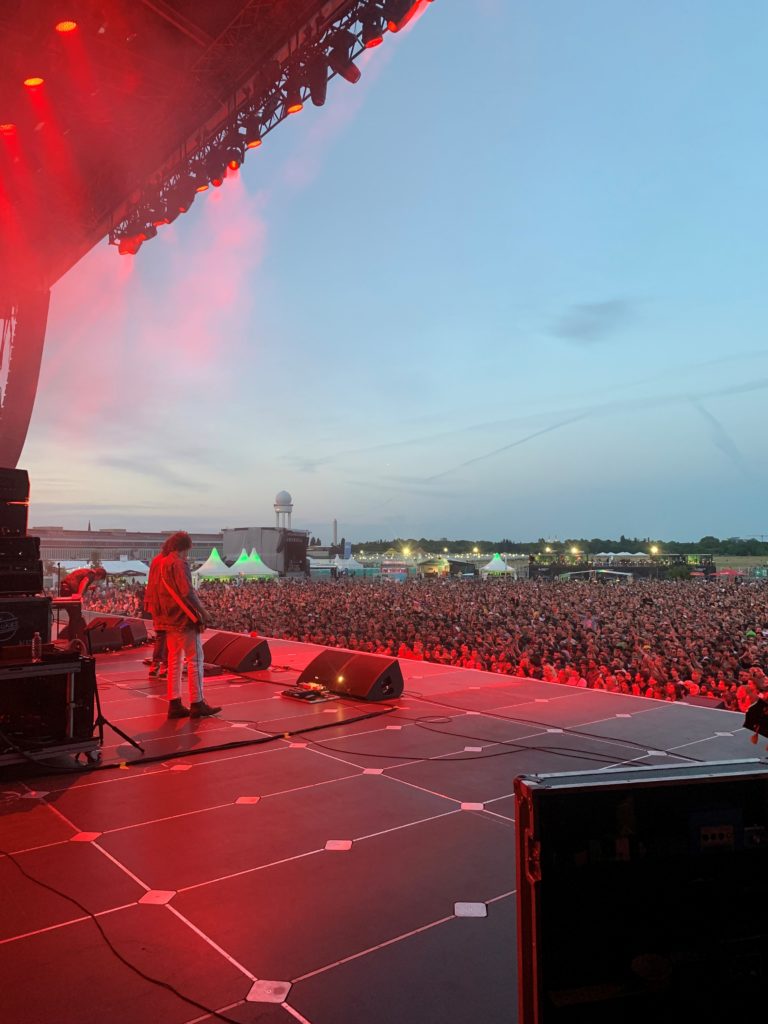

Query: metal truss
[108,1,390,248]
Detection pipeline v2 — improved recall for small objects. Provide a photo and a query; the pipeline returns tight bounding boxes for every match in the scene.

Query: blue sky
[24,0,768,542]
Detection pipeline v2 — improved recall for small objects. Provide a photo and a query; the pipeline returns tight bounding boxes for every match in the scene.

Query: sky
[21,0,768,542]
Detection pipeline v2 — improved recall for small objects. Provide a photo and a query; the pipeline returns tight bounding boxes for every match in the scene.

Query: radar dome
[275,490,292,505]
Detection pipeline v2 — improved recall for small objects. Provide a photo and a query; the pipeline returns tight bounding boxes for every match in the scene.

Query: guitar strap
[160,566,200,624]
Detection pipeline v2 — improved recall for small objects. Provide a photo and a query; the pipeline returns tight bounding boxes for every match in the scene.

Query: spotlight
[284,81,303,115]
[222,132,245,169]
[385,0,416,32]
[243,114,262,148]
[0,123,17,136]
[24,76,44,87]
[328,30,361,83]
[167,177,196,214]
[306,54,328,107]
[205,150,227,184]
[118,236,142,256]
[361,11,385,48]
[55,20,78,33]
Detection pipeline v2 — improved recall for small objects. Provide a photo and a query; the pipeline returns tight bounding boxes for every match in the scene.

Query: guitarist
[154,531,221,719]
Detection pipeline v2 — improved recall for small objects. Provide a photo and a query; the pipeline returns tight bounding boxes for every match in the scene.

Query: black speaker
[203,632,240,663]
[215,634,272,672]
[0,502,28,538]
[0,468,29,502]
[118,618,147,646]
[85,617,123,652]
[681,694,727,709]
[297,649,404,701]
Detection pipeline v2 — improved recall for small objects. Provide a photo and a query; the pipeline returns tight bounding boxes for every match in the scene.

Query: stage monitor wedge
[204,633,272,673]
[297,649,404,701]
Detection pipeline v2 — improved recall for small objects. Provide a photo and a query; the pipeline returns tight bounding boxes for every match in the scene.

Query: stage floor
[0,637,754,1024]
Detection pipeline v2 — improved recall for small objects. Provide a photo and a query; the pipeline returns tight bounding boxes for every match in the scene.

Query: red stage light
[24,77,44,87]
[211,177,223,188]
[195,183,209,193]
[0,124,16,135]
[287,101,303,114]
[227,159,240,170]
[246,138,262,149]
[55,20,78,33]
[364,35,383,48]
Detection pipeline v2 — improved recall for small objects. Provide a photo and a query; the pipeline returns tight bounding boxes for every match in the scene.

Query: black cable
[0,845,272,1024]
[229,702,656,768]
[400,690,711,764]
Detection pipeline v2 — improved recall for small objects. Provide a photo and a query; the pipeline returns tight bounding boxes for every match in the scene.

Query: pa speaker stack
[202,632,272,673]
[0,468,50,646]
[296,649,404,701]
[85,616,124,653]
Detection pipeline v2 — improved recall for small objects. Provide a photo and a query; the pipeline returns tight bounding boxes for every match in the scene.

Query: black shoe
[167,698,190,719]
[148,665,158,677]
[190,700,221,718]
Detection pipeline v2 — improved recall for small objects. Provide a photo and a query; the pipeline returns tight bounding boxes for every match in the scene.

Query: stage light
[243,115,262,148]
[284,83,303,115]
[328,30,361,83]
[222,132,245,169]
[55,20,78,33]
[0,124,16,135]
[385,0,416,32]
[204,150,227,184]
[361,11,385,48]
[306,54,328,107]
[24,77,44,87]
[118,236,142,256]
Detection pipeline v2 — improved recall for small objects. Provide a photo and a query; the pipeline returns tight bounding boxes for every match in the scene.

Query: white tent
[480,553,517,576]
[239,548,278,579]
[193,546,236,581]
[334,555,365,575]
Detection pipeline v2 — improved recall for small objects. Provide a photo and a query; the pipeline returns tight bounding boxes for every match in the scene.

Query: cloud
[552,298,636,344]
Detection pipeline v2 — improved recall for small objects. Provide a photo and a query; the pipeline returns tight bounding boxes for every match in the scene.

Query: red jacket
[151,551,206,631]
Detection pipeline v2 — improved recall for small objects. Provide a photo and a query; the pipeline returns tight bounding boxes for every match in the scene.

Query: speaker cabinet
[215,634,272,673]
[297,649,404,701]
[202,632,240,664]
[85,617,124,652]
[0,595,52,645]
[118,618,147,646]
[0,469,29,502]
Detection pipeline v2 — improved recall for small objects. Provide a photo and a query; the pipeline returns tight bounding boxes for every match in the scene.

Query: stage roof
[0,0,358,296]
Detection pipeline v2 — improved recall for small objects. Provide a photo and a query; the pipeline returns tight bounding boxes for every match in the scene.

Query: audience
[85,577,768,710]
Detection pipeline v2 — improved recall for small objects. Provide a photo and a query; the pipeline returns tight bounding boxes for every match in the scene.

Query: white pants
[166,626,204,703]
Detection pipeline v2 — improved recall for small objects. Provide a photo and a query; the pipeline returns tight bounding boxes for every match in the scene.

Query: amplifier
[0,564,44,595]
[0,468,29,502]
[0,595,52,645]
[0,536,40,560]
[515,760,768,1023]
[0,502,28,538]
[0,655,96,756]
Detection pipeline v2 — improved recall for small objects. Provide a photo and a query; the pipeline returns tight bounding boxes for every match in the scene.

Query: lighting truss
[109,1,423,252]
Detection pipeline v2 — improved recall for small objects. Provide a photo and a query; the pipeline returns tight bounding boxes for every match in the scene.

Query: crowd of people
[84,577,768,711]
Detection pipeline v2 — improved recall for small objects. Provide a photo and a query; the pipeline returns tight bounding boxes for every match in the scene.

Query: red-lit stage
[0,637,750,1024]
